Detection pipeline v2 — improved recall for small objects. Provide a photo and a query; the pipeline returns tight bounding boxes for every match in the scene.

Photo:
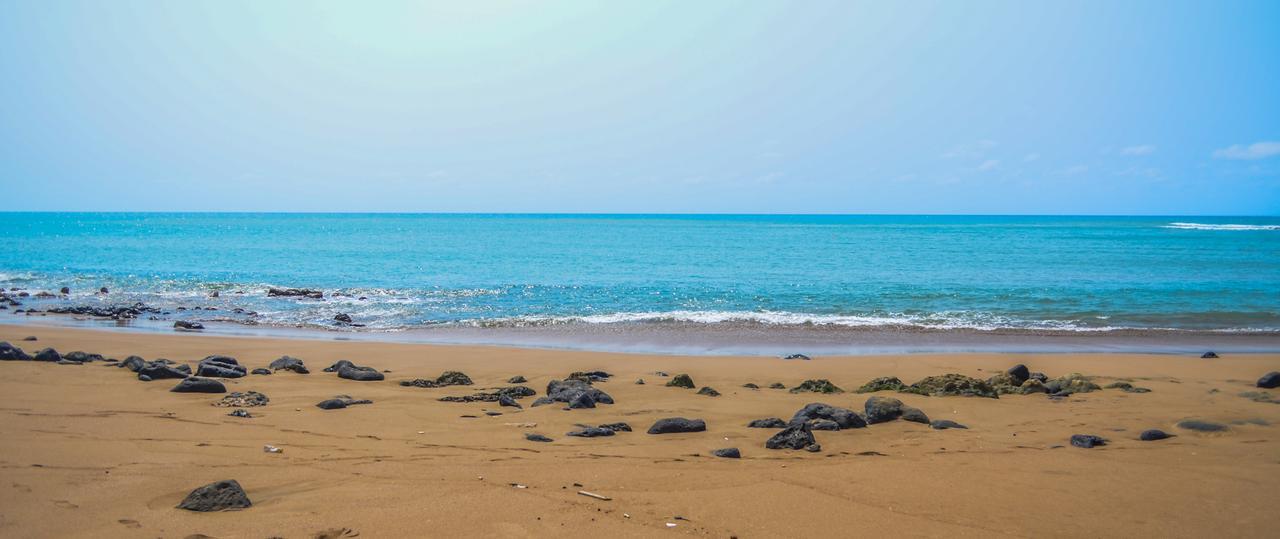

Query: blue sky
[1,1,1278,214]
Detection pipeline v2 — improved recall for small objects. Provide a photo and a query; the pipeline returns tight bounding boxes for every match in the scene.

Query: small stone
[711,447,741,458]
[1139,429,1173,441]
[1201,351,1218,359]
[176,480,251,512]
[804,444,822,453]
[525,433,553,442]
[228,409,252,418]
[696,386,720,397]
[1070,434,1107,448]
[635,378,645,385]
[567,427,615,438]
[768,382,786,389]
[930,419,967,430]
[666,374,695,389]
[508,375,527,384]
[782,354,811,360]
[647,417,706,434]
[174,320,204,331]
[742,383,759,389]
[250,368,272,375]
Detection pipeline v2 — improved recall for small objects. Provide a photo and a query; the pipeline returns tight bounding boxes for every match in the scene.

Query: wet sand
[1,324,1278,538]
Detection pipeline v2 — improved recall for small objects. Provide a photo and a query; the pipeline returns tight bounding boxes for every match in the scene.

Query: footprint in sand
[117,519,141,528]
[314,528,359,538]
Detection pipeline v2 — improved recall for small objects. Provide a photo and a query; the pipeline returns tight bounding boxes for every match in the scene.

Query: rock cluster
[400,371,474,388]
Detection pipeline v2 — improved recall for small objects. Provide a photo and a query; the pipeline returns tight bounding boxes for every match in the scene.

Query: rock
[59,287,70,295]
[508,375,527,384]
[567,392,596,409]
[930,419,967,430]
[666,374,696,389]
[747,418,787,428]
[1105,381,1151,393]
[1139,429,1173,441]
[268,356,309,374]
[567,427,615,438]
[250,368,272,375]
[567,370,612,383]
[267,287,323,299]
[1007,364,1030,386]
[635,378,645,385]
[62,351,104,363]
[228,409,252,418]
[498,394,522,408]
[789,379,843,394]
[118,356,146,371]
[810,419,840,431]
[337,363,384,381]
[324,360,354,372]
[790,403,866,429]
[647,417,706,434]
[174,320,204,331]
[545,379,613,406]
[742,383,759,389]
[44,302,159,319]
[766,422,816,450]
[901,374,998,398]
[986,372,1022,395]
[33,347,61,362]
[525,433,554,442]
[697,386,721,397]
[334,313,353,324]
[1176,420,1229,432]
[599,422,632,432]
[1045,373,1101,395]
[805,443,822,453]
[1257,372,1280,389]
[768,382,786,389]
[864,396,905,424]
[782,353,811,360]
[171,377,227,393]
[1201,351,1218,359]
[399,371,472,387]
[213,391,269,407]
[855,376,904,393]
[437,386,536,403]
[138,360,191,380]
[195,355,246,378]
[1019,379,1049,394]
[712,447,741,458]
[315,395,373,410]
[1029,372,1049,383]
[138,374,152,381]
[1070,434,1107,448]
[0,342,32,361]
[530,397,555,407]
[901,406,930,424]
[99,287,109,294]
[176,480,251,512]
[22,336,37,341]
[1237,391,1277,404]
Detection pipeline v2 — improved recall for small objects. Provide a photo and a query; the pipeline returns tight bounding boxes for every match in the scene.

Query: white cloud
[1120,144,1156,156]
[1213,141,1280,160]
[977,159,1000,171]
[1023,153,1040,162]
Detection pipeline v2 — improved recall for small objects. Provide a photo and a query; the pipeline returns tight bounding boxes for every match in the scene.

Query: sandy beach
[0,324,1277,538]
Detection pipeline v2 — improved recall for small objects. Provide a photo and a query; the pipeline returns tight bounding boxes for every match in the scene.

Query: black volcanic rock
[196,355,246,378]
[171,377,227,393]
[1257,371,1280,389]
[766,422,816,450]
[790,403,866,430]
[1139,429,1173,441]
[712,447,741,458]
[174,320,204,331]
[647,417,706,434]
[267,287,323,299]
[747,417,787,429]
[176,480,251,512]
[269,355,309,374]
[0,342,31,361]
[33,347,61,362]
[1070,434,1107,448]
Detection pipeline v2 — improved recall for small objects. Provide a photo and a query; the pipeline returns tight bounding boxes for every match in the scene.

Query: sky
[1,0,1278,214]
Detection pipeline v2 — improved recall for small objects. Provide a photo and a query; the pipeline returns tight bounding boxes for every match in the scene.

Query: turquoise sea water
[1,214,1278,340]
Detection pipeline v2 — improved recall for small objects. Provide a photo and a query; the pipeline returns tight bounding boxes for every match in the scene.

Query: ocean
[1,213,1278,353]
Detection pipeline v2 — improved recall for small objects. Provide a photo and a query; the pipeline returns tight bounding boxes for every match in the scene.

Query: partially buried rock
[138,360,191,380]
[1019,379,1049,394]
[62,351,104,363]
[525,433,553,443]
[33,347,61,362]
[228,409,252,418]
[810,419,840,431]
[930,419,967,430]
[1176,420,1229,432]
[22,336,37,341]
[900,406,930,424]
[545,378,613,406]
[901,374,997,398]
[176,480,251,512]
[666,374,695,389]
[1139,429,1173,441]
[399,371,472,387]
[765,422,816,450]
[1045,373,1101,396]
[1104,381,1151,393]
[1257,371,1280,389]
[742,383,759,389]
[697,386,720,397]
[864,396,904,424]
[196,355,247,378]
[782,353,811,361]
[748,417,787,429]
[599,422,632,432]
[1201,351,1218,359]
[647,417,706,434]
[250,368,272,375]
[337,363,384,381]
[567,427,614,438]
[567,370,612,383]
[213,391,269,407]
[173,320,204,331]
[0,342,32,361]
[333,313,352,324]
[790,403,866,430]
[635,378,645,385]
[498,394,521,408]
[855,376,904,393]
[768,382,786,390]
[508,375,527,384]
[712,447,741,458]
[316,395,373,410]
[269,356,309,374]
[567,392,596,409]
[1070,434,1107,448]
[171,377,227,393]
[789,379,843,394]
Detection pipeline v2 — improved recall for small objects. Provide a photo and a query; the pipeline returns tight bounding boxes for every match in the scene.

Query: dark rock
[790,403,866,429]
[508,375,527,384]
[766,422,816,450]
[930,419,967,430]
[315,395,372,410]
[498,394,522,408]
[268,356,309,374]
[567,427,614,438]
[748,418,787,428]
[196,355,246,378]
[22,336,37,341]
[138,374,152,381]
[1007,364,1030,386]
[171,377,227,393]
[174,320,204,331]
[338,363,384,381]
[1257,371,1280,389]
[805,444,822,452]
[810,419,840,431]
[324,360,354,372]
[267,287,323,299]
[789,379,843,394]
[647,417,706,434]
[531,397,555,407]
[176,480,251,512]
[599,422,632,432]
[768,382,786,389]
[712,447,741,458]
[59,287,70,295]
[399,371,472,387]
[545,378,613,406]
[568,370,612,383]
[1045,373,1101,396]
[138,360,191,380]
[742,383,759,389]
[1070,434,1107,448]
[782,353,811,361]
[902,374,998,398]
[864,396,904,424]
[33,347,61,362]
[44,302,159,319]
[437,386,536,403]
[228,409,252,418]
[525,433,554,442]
[567,392,596,409]
[0,342,32,361]
[1140,429,1173,441]
[855,376,904,393]
[118,355,146,371]
[1201,351,1218,359]
[213,391,269,407]
[697,386,721,397]
[901,406,930,424]
[99,287,109,294]
[250,368,272,375]
[666,374,696,389]
[62,351,104,363]
[1105,381,1152,393]
[635,378,645,385]
[1176,420,1229,432]
[334,313,352,324]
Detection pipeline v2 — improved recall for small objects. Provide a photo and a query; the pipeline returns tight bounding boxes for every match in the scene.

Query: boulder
[901,407,930,424]
[901,374,998,398]
[268,356,309,374]
[333,313,352,324]
[1139,429,1173,441]
[790,403,865,430]
[0,342,32,361]
[171,377,227,393]
[545,378,613,406]
[855,376,904,393]
[930,419,967,430]
[864,396,904,424]
[1006,364,1030,386]
[789,379,843,394]
[196,356,246,378]
[712,447,741,458]
[747,417,787,429]
[666,374,696,389]
[696,386,721,397]
[1070,434,1107,448]
[647,417,706,434]
[33,347,61,362]
[1256,371,1280,389]
[337,363,384,381]
[176,480,251,512]
[174,320,204,331]
[765,422,816,450]
[138,360,191,380]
